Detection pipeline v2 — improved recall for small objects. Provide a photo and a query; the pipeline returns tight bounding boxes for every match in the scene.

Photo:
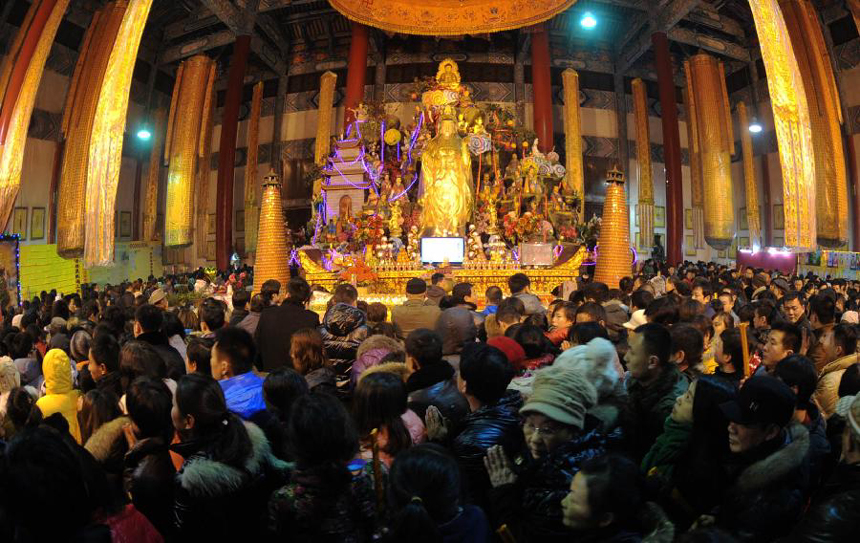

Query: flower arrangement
[338,258,378,286]
[502,211,540,243]
[353,214,386,246]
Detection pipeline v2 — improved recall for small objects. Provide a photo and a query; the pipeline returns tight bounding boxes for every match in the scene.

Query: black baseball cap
[406,278,427,295]
[719,375,796,427]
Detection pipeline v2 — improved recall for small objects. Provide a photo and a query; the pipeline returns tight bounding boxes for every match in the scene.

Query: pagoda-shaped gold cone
[594,167,631,289]
[253,170,290,294]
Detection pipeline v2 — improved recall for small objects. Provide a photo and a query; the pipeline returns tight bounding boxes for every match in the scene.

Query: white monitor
[420,237,465,264]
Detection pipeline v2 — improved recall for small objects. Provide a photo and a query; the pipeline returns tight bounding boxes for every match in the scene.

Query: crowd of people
[0,260,858,542]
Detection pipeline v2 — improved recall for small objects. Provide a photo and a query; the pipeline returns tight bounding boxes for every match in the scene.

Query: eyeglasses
[523,420,560,437]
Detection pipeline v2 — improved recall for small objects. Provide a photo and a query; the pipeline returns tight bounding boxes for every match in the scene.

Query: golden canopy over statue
[436,59,461,89]
[420,108,473,235]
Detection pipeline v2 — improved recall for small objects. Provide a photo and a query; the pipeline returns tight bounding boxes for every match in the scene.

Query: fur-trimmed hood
[84,415,130,462]
[176,420,289,498]
[732,422,810,495]
[357,361,409,384]
[356,334,404,360]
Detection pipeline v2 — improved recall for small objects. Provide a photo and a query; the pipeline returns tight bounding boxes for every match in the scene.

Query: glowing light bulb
[137,128,151,140]
[748,122,762,134]
[580,12,597,29]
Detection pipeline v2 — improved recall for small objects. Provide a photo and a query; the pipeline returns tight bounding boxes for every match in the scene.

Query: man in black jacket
[133,304,185,380]
[405,328,469,424]
[255,276,319,371]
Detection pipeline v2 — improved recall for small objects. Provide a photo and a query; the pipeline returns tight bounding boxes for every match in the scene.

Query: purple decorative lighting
[288,249,300,267]
[389,171,421,202]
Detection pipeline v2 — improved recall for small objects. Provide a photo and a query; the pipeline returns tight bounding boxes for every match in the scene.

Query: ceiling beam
[199,0,287,74]
[159,29,235,64]
[164,12,221,42]
[686,4,745,39]
[618,0,704,71]
[668,26,750,62]
[593,0,648,9]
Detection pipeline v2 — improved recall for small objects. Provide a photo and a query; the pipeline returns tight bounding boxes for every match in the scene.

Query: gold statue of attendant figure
[420,109,473,235]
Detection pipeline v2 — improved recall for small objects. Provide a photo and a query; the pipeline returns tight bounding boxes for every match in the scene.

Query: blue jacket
[220,372,266,420]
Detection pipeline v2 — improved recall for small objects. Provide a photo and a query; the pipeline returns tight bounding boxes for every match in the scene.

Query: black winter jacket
[451,390,524,507]
[788,461,860,543]
[123,436,176,537]
[406,361,470,424]
[319,304,368,398]
[136,331,186,381]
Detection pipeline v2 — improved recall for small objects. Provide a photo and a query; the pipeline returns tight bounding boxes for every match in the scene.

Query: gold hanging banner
[244,81,263,254]
[329,0,577,36]
[748,0,816,251]
[84,0,154,267]
[689,54,734,250]
[594,168,631,289]
[737,102,762,248]
[253,171,290,295]
[632,78,653,250]
[781,0,847,247]
[57,2,125,258]
[683,71,705,249]
[0,0,71,229]
[196,63,216,257]
[562,69,583,218]
[315,71,337,166]
[142,109,165,242]
[164,55,215,248]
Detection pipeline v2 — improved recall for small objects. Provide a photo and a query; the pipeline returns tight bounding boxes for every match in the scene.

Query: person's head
[451,282,473,305]
[678,299,704,323]
[820,322,857,363]
[67,329,92,365]
[263,367,308,424]
[562,455,644,531]
[762,320,802,370]
[366,302,388,324]
[353,371,412,457]
[232,289,250,312]
[625,323,672,384]
[513,324,557,360]
[508,273,530,295]
[430,272,445,286]
[285,276,312,306]
[630,289,654,312]
[808,293,836,329]
[773,354,817,411]
[721,376,796,453]
[435,307,477,355]
[332,283,359,307]
[4,387,41,433]
[289,327,328,375]
[185,337,213,375]
[711,312,733,337]
[568,322,609,346]
[670,324,704,372]
[715,328,743,373]
[211,326,256,380]
[173,373,251,467]
[717,291,734,314]
[405,278,427,300]
[496,303,525,334]
[782,291,805,323]
[405,328,444,372]
[126,376,173,441]
[644,296,679,326]
[81,299,100,321]
[520,367,597,458]
[133,303,163,337]
[261,279,282,305]
[88,332,120,382]
[77,388,122,443]
[574,302,606,326]
[583,282,609,304]
[120,341,166,392]
[753,300,776,329]
[388,444,463,542]
[458,342,515,405]
[288,392,358,469]
[178,307,199,331]
[485,285,503,306]
[199,298,226,333]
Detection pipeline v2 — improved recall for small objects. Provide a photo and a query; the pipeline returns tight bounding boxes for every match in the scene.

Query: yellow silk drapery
[632,79,653,250]
[737,101,762,248]
[562,69,584,218]
[142,109,165,243]
[683,79,705,249]
[244,81,263,254]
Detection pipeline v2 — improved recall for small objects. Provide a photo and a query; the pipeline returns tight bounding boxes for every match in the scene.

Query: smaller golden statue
[436,59,461,89]
[389,198,403,238]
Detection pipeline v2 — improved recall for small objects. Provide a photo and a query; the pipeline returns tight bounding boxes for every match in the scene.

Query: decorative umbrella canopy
[329,0,577,35]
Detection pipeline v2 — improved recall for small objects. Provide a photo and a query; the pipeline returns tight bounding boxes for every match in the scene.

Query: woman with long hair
[291,327,336,395]
[387,443,492,543]
[171,373,286,539]
[353,371,421,466]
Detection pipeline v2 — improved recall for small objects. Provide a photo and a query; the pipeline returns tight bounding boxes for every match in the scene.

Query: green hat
[521,366,598,429]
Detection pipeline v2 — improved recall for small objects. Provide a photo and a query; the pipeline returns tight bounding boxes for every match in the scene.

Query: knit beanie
[521,366,597,429]
[553,337,621,400]
[488,336,527,369]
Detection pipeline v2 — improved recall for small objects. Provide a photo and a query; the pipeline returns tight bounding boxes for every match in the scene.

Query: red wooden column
[531,25,554,153]
[215,34,251,270]
[652,32,683,265]
[847,134,860,251]
[343,22,369,130]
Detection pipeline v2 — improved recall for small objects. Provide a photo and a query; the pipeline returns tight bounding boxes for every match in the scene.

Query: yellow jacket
[36,349,82,443]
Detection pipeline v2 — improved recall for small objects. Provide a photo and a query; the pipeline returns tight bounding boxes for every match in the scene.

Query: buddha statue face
[439,118,457,137]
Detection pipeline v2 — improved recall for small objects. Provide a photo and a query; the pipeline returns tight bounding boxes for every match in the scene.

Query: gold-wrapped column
[83,0,155,266]
[683,73,705,249]
[562,69,583,217]
[244,81,263,254]
[253,170,290,294]
[781,0,847,247]
[748,0,815,251]
[163,55,215,248]
[632,79,653,249]
[594,168,631,289]
[737,102,762,248]
[141,109,165,242]
[57,3,125,258]
[0,0,71,228]
[314,71,337,200]
[688,54,734,250]
[196,62,216,256]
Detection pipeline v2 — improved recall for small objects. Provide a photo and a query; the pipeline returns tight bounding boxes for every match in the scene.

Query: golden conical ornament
[253,170,290,294]
[594,167,631,289]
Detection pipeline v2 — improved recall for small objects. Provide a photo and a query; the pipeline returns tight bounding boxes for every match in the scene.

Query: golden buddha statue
[436,59,461,89]
[420,109,473,235]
